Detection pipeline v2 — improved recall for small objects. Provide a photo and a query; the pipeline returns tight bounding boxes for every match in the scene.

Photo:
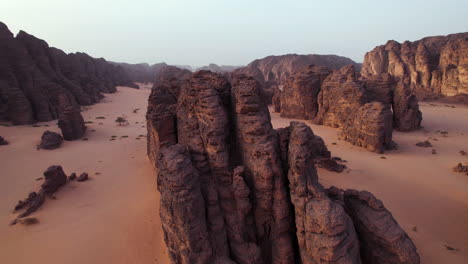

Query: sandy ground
[270,102,468,264]
[0,86,170,264]
[1,85,467,264]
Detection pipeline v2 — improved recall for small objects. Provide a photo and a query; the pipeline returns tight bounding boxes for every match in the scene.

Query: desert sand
[0,86,170,264]
[1,87,467,264]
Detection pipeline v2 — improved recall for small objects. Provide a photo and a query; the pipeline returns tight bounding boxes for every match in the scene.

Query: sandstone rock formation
[0,21,135,125]
[58,107,86,140]
[235,54,361,103]
[38,130,63,150]
[361,32,468,98]
[279,65,331,119]
[343,189,420,264]
[147,70,420,264]
[314,65,394,153]
[0,136,8,145]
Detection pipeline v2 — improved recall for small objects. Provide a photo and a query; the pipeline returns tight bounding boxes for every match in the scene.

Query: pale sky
[1,0,467,66]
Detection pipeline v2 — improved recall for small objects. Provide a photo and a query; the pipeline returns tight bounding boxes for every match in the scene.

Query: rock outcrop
[343,190,420,264]
[147,70,420,264]
[314,66,394,153]
[38,130,63,150]
[361,32,468,98]
[0,135,8,145]
[58,107,86,140]
[279,65,331,119]
[0,21,135,125]
[235,54,361,103]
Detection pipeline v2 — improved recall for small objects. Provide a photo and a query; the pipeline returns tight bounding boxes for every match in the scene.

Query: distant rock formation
[58,107,86,140]
[361,32,468,99]
[38,130,63,149]
[110,62,168,83]
[235,54,361,103]
[147,70,420,264]
[0,21,136,125]
[196,63,241,73]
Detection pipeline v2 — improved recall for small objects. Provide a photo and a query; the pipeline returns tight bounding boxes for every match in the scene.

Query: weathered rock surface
[235,54,360,103]
[14,190,46,218]
[147,70,420,264]
[392,78,422,131]
[38,130,63,149]
[361,33,468,98]
[315,66,394,153]
[41,165,67,194]
[0,135,8,145]
[340,102,394,153]
[0,21,135,125]
[287,122,361,263]
[58,107,86,140]
[279,65,331,120]
[343,189,420,264]
[12,165,73,222]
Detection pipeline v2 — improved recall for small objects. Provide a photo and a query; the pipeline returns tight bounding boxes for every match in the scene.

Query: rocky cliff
[361,32,468,98]
[147,70,420,264]
[0,21,135,124]
[235,54,361,102]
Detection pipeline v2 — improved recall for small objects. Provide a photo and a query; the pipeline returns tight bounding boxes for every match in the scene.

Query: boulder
[0,135,8,145]
[41,165,67,194]
[58,107,86,140]
[38,130,63,149]
[77,172,89,182]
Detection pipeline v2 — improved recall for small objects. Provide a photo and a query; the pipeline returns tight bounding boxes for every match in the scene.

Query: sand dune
[1,87,467,263]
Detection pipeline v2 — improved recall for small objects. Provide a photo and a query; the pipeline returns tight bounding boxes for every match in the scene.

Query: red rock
[361,33,468,98]
[279,65,331,120]
[343,190,420,264]
[235,54,360,103]
[38,130,63,149]
[41,165,67,194]
[58,107,86,140]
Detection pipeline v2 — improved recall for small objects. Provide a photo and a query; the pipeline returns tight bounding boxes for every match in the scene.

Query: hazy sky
[1,0,467,66]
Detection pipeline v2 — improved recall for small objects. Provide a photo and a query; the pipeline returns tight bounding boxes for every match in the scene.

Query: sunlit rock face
[361,32,468,97]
